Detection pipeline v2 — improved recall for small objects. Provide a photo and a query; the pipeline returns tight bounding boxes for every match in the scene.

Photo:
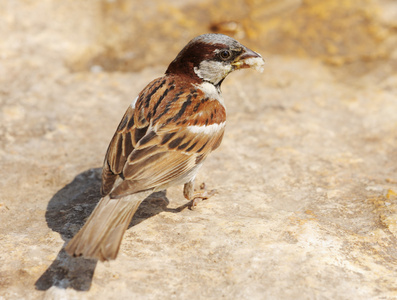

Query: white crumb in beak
[244,57,265,73]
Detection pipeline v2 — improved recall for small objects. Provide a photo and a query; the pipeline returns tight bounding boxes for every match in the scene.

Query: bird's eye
[219,49,232,60]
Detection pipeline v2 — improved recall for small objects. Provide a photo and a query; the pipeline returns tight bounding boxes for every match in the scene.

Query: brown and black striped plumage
[65,33,264,261]
[102,74,226,199]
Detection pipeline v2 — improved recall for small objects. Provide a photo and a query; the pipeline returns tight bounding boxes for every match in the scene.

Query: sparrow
[65,33,264,261]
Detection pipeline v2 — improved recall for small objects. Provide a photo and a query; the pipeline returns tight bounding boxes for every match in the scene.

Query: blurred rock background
[65,0,397,73]
[1,0,397,299]
[4,0,395,73]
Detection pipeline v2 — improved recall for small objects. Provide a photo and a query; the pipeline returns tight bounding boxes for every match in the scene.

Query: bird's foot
[189,183,217,209]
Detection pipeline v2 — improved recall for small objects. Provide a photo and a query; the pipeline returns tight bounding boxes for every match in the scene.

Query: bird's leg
[183,180,217,209]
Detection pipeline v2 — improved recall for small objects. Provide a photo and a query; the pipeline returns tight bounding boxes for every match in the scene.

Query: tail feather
[65,191,151,261]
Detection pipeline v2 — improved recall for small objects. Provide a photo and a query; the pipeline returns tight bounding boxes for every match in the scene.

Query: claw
[189,183,217,209]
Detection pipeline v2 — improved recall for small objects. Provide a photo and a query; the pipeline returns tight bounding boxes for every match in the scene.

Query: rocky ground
[1,0,397,299]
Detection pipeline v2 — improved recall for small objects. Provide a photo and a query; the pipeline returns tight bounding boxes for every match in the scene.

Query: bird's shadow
[35,168,189,291]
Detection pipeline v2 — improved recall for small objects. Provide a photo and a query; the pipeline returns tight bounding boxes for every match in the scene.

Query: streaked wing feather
[101,106,137,195]
[102,75,227,198]
[110,124,224,198]
[101,79,168,195]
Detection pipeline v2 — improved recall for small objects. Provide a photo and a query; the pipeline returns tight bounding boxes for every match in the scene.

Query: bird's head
[166,33,264,86]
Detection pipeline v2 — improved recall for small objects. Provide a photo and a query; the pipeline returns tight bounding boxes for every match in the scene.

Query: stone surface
[1,0,397,299]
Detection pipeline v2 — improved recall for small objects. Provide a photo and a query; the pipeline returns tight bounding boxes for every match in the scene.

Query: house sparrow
[65,33,264,261]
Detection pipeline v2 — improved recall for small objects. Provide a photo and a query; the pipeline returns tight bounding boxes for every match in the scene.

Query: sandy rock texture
[1,0,397,299]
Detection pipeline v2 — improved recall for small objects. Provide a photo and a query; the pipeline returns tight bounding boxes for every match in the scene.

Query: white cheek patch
[130,96,138,108]
[194,60,232,85]
[187,122,226,135]
[243,57,265,73]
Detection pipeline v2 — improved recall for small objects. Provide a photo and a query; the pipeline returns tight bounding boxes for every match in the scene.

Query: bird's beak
[232,47,265,72]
